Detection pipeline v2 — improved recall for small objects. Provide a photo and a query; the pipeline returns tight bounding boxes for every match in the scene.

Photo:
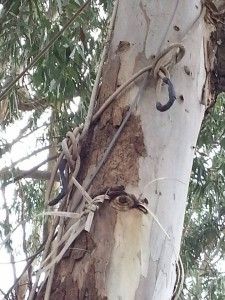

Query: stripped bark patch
[91,113,146,193]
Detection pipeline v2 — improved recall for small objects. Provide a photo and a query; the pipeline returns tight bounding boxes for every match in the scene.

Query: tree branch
[1,155,59,186]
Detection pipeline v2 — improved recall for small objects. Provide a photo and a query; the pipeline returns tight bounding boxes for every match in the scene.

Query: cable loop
[158,67,170,80]
[66,131,80,161]
[153,44,185,79]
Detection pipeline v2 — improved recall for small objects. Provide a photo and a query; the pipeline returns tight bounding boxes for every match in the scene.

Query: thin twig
[13,145,51,166]
[3,154,58,186]
[19,181,32,293]
[19,122,50,141]
[1,122,49,156]
[0,288,6,298]
[1,188,17,282]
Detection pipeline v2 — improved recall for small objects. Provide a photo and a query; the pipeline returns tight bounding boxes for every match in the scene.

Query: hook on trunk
[156,77,176,112]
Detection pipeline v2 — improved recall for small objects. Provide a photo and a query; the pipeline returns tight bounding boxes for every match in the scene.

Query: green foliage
[0,179,46,256]
[182,93,225,298]
[0,0,111,125]
[16,179,45,254]
[15,180,45,220]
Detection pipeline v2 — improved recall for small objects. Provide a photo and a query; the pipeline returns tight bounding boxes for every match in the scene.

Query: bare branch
[0,119,49,156]
[18,182,32,294]
[0,287,6,298]
[18,122,50,141]
[1,168,59,183]
[2,155,59,186]
[1,188,17,282]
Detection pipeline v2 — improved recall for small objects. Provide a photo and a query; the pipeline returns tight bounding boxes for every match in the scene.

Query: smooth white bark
[105,1,209,299]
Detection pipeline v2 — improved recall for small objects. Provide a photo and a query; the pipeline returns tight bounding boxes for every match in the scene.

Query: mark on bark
[214,23,225,98]
[116,41,130,53]
[183,65,191,76]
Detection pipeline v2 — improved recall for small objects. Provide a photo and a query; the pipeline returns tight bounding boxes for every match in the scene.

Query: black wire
[48,158,68,206]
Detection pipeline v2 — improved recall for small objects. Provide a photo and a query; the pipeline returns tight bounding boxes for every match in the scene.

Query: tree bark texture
[40,1,216,299]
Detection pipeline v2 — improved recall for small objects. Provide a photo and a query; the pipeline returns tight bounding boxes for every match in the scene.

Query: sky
[0,98,80,296]
[0,108,51,296]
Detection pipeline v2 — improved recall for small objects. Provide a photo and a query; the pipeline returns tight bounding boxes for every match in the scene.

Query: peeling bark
[214,23,225,96]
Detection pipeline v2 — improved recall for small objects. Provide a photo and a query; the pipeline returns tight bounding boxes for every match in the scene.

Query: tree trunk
[38,1,216,299]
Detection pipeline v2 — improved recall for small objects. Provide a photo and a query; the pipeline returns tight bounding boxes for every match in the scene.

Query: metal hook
[156,77,176,112]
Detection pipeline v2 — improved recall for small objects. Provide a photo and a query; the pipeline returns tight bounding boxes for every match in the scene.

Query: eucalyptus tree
[0,1,225,299]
